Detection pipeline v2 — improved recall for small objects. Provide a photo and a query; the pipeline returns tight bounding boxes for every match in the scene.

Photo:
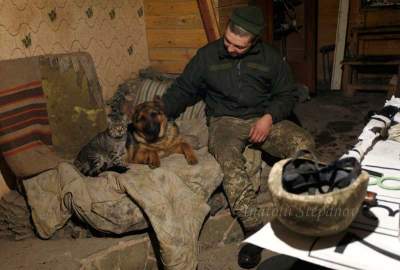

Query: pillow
[134,78,206,121]
[0,53,106,178]
[0,57,61,178]
[39,53,107,159]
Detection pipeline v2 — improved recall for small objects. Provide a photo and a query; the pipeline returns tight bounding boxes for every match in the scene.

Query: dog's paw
[148,162,160,169]
[182,134,201,150]
[187,156,198,165]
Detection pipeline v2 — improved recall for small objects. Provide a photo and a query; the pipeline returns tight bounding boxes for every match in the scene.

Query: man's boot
[238,224,264,269]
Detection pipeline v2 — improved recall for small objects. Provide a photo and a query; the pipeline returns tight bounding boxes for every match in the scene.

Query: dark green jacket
[162,38,296,123]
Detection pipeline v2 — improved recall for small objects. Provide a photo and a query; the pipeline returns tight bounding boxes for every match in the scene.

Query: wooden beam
[331,0,350,90]
[197,0,221,42]
[304,0,318,94]
[255,0,274,43]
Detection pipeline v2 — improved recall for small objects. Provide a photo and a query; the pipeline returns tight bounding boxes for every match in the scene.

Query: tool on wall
[272,0,303,58]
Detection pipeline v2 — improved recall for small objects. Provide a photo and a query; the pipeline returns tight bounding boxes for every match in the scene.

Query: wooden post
[197,0,221,42]
[255,0,274,43]
[304,0,318,94]
[331,0,350,90]
[342,63,354,97]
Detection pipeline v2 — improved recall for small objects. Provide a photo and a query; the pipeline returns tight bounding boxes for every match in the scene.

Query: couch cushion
[0,53,107,179]
[39,53,107,159]
[135,78,206,121]
[0,57,61,178]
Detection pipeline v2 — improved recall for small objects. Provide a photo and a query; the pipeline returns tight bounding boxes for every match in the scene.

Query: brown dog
[128,96,198,168]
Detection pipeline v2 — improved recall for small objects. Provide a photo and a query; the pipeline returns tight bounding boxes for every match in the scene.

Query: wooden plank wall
[144,1,400,84]
[144,0,207,73]
[144,0,248,74]
[144,0,342,82]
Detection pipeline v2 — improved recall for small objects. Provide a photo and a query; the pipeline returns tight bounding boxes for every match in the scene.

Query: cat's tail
[107,165,129,174]
[73,159,88,175]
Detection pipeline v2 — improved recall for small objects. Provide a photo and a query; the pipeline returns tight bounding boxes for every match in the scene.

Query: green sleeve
[264,58,296,123]
[161,51,205,119]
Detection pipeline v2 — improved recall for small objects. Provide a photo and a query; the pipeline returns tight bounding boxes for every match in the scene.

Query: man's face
[223,27,253,57]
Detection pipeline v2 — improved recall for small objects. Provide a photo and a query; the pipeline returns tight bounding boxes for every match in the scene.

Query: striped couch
[0,53,263,196]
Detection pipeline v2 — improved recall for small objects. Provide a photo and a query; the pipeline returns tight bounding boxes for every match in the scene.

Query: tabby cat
[74,114,131,177]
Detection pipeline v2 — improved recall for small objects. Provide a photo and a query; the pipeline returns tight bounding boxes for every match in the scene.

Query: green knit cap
[230,6,264,36]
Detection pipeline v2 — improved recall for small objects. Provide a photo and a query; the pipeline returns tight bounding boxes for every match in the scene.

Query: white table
[246,141,400,270]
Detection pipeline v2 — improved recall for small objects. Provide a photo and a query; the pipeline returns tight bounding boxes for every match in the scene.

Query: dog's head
[131,96,167,143]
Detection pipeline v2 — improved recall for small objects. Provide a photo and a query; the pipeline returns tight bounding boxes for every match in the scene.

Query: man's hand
[248,114,273,144]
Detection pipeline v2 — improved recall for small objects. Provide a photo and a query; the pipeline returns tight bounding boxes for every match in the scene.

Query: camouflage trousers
[208,116,315,230]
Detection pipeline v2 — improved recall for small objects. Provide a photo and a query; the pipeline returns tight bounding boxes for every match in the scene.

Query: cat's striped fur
[74,114,131,177]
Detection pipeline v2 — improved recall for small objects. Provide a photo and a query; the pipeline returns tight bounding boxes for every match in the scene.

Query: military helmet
[268,157,369,237]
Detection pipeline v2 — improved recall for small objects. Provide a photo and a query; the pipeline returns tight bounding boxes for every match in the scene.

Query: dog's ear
[153,95,165,110]
[131,105,141,123]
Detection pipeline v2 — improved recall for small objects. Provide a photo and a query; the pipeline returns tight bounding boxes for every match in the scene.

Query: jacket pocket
[246,62,271,73]
[245,62,273,87]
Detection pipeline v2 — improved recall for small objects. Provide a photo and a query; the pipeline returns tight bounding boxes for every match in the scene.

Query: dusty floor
[0,90,389,269]
[296,90,387,163]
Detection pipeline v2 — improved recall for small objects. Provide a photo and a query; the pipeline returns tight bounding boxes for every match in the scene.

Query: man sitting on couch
[161,6,315,269]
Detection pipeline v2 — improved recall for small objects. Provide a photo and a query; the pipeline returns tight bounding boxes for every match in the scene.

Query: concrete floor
[0,90,389,269]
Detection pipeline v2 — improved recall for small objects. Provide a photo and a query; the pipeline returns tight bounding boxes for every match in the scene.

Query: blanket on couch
[23,148,222,270]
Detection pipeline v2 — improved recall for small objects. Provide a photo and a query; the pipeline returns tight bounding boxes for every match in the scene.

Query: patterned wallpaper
[0,0,150,100]
[0,0,149,197]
